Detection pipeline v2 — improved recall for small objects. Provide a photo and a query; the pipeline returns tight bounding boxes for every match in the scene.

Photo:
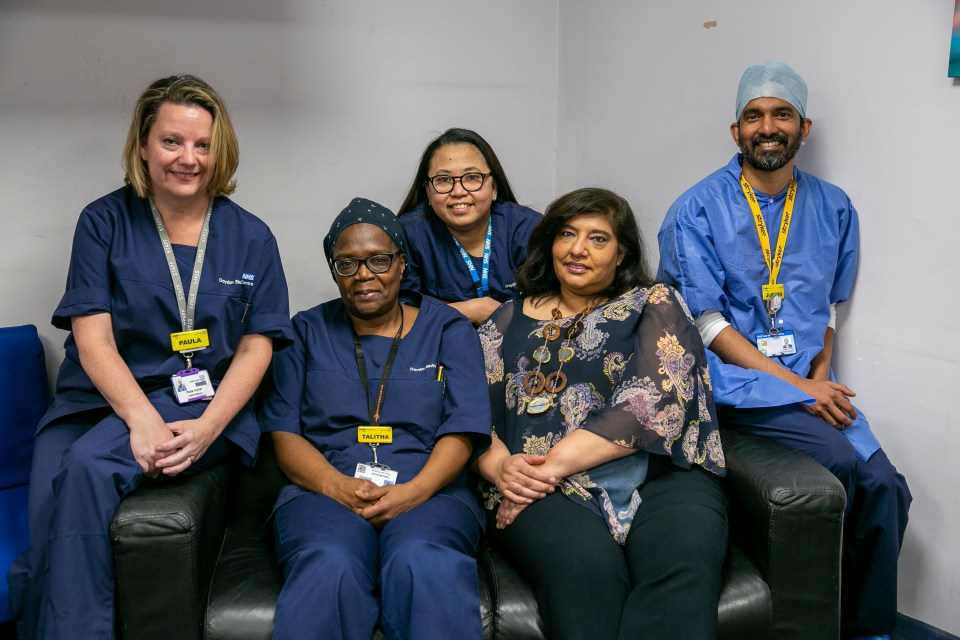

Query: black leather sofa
[110,429,846,640]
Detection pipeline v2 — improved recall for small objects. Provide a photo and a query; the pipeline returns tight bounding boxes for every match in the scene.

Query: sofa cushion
[0,485,30,621]
[0,324,48,489]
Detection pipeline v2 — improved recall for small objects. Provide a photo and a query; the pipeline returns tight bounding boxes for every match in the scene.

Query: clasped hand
[129,415,217,478]
[492,453,559,529]
[327,477,426,528]
[495,453,557,503]
[798,378,858,429]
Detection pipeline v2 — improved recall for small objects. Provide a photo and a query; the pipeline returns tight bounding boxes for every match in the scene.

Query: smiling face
[139,101,214,208]
[333,223,405,323]
[731,97,810,172]
[551,213,624,301]
[424,143,498,236]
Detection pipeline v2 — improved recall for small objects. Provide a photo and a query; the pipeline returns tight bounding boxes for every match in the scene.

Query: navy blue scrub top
[260,294,492,524]
[42,186,294,461]
[399,201,541,303]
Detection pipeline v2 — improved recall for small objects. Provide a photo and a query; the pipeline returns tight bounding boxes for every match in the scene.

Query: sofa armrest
[477,543,546,640]
[721,428,846,640]
[111,463,230,640]
[204,514,281,640]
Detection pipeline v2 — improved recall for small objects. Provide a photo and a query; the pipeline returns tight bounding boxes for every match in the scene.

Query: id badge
[761,284,785,301]
[358,426,393,444]
[354,463,398,487]
[755,329,798,357]
[171,368,216,404]
[170,329,210,353]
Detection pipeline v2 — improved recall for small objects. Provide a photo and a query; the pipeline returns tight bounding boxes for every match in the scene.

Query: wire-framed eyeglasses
[426,172,492,194]
[332,252,400,277]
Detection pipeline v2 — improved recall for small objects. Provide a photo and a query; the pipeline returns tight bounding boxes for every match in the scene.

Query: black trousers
[489,459,728,640]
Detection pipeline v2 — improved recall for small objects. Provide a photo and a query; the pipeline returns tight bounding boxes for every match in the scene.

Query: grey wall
[0,0,559,353]
[2,0,958,633]
[556,1,960,632]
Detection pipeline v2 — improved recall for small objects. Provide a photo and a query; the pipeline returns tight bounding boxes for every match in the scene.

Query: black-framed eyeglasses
[332,252,400,277]
[426,172,492,194]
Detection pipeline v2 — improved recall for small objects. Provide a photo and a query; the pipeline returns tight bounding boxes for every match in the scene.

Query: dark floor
[1,615,955,639]
[0,621,17,640]
[893,613,960,640]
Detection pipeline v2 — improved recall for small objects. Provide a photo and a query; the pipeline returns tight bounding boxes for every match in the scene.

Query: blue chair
[0,325,48,622]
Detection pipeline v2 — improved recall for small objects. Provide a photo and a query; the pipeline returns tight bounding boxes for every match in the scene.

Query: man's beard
[740,133,802,171]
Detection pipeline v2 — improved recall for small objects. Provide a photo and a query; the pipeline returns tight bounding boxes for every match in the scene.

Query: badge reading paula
[170,328,210,353]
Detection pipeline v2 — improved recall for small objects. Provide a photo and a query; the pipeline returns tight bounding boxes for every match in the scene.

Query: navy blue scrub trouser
[7,408,228,640]
[490,459,728,640]
[272,490,482,640]
[721,405,911,637]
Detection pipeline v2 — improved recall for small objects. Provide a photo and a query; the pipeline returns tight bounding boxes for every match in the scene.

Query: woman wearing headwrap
[398,128,541,325]
[260,198,491,640]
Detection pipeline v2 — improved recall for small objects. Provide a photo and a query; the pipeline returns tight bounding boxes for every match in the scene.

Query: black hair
[397,128,518,215]
[516,187,654,300]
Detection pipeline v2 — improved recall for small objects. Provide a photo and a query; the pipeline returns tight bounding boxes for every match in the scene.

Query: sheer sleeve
[582,285,725,475]
[477,299,515,442]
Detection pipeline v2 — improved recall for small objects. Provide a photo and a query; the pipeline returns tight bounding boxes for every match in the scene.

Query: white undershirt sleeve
[695,304,836,346]
[694,310,730,348]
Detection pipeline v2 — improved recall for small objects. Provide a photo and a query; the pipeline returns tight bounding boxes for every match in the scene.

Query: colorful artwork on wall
[951,0,960,76]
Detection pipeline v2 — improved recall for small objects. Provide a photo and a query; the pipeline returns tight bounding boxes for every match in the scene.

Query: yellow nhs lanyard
[739,174,796,301]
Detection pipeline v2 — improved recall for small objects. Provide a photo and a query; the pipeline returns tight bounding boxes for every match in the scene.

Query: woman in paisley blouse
[474,187,728,640]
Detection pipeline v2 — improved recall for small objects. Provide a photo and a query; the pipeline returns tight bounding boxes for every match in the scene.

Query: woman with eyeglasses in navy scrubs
[261,198,491,640]
[397,128,541,325]
[8,75,293,640]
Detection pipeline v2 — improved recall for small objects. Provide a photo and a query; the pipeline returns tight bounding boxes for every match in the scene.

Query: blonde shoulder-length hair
[122,74,239,198]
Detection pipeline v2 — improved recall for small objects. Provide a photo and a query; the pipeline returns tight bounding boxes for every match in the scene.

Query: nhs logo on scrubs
[218,273,256,287]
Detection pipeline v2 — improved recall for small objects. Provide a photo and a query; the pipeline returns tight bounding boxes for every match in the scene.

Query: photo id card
[755,329,798,357]
[171,368,216,404]
[355,463,398,487]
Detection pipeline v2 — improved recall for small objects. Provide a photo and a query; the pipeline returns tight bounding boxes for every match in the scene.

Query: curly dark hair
[516,187,654,300]
[397,128,518,215]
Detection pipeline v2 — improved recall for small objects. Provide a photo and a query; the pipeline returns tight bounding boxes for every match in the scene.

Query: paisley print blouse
[479,284,724,543]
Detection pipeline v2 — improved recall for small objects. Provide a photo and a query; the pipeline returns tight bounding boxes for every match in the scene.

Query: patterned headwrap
[735,62,808,121]
[322,197,408,273]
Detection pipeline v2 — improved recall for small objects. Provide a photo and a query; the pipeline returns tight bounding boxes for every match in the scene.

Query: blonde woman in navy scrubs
[261,198,490,640]
[398,128,541,325]
[8,75,293,640]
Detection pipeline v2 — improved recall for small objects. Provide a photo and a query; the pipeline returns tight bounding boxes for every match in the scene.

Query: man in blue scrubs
[657,62,910,640]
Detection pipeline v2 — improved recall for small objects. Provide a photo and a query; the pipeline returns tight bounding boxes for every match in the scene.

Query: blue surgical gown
[399,201,541,302]
[658,154,878,458]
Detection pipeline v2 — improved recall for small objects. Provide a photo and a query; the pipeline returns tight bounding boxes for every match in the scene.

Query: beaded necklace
[522,304,595,415]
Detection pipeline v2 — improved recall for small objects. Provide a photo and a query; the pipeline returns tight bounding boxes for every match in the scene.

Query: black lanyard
[351,305,404,425]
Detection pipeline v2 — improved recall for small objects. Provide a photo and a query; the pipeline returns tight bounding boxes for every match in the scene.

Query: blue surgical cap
[735,62,808,121]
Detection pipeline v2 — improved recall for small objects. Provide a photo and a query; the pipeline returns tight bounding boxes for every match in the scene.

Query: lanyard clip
[766,293,782,331]
[181,351,194,370]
